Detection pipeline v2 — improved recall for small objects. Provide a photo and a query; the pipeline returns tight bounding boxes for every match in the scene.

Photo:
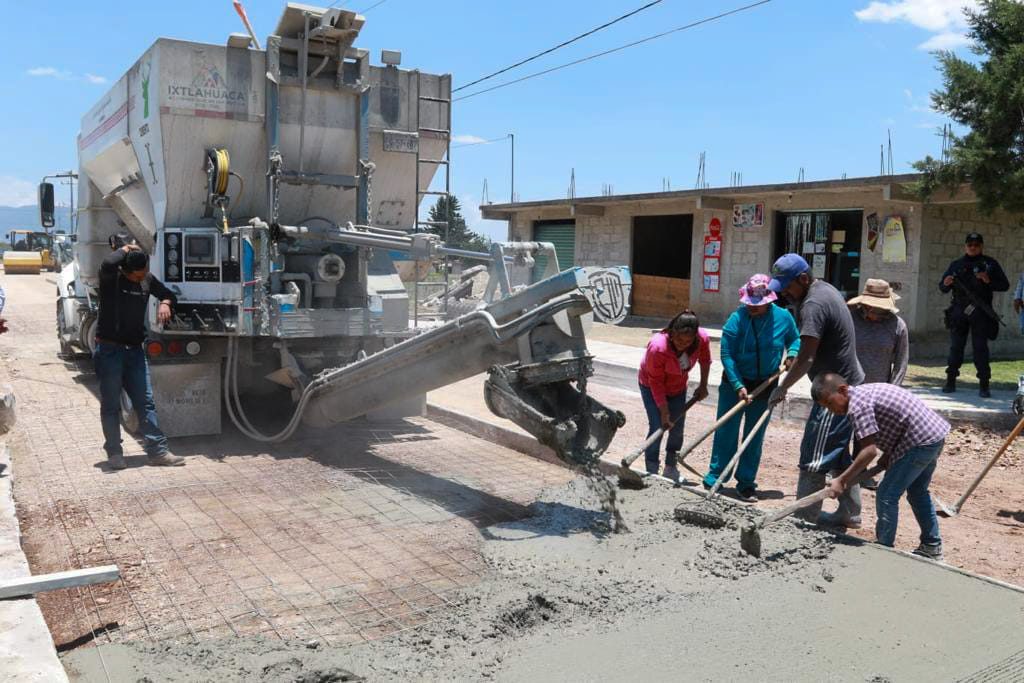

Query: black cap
[965,232,984,244]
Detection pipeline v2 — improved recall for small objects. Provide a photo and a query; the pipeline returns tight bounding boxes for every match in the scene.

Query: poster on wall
[812,254,826,278]
[866,213,880,252]
[703,217,723,292]
[882,215,907,263]
[732,203,764,229]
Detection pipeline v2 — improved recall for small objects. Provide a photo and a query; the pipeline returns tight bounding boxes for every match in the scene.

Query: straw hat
[848,278,900,313]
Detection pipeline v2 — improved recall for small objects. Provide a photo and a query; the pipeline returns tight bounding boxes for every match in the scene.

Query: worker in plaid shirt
[811,373,949,561]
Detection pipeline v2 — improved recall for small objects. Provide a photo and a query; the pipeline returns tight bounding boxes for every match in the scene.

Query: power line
[455,0,772,103]
[453,0,665,93]
[359,0,388,12]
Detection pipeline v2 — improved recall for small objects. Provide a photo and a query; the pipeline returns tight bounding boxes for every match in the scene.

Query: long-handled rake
[936,414,1024,518]
[675,408,773,529]
[618,396,700,489]
[673,369,783,472]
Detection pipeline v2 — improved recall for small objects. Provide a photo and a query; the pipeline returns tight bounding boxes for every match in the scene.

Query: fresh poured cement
[63,477,1024,682]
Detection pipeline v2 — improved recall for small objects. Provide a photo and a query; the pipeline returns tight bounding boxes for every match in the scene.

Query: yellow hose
[213,149,230,195]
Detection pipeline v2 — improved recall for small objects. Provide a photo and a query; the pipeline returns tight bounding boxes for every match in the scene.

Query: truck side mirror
[39,183,55,228]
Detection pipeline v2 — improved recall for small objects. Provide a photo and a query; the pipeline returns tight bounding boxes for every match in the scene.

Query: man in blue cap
[767,254,865,527]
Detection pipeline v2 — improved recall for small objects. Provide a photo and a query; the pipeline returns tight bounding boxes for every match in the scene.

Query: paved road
[0,272,571,651]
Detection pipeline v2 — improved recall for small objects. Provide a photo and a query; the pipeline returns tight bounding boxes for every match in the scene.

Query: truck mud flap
[483,364,625,468]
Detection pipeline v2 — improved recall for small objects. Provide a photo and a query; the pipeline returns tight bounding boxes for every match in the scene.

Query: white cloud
[918,31,973,49]
[26,66,106,84]
[903,88,914,100]
[0,177,38,207]
[452,134,487,145]
[27,66,70,79]
[855,0,980,49]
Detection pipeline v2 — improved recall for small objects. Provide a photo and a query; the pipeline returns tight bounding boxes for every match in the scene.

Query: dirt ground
[588,381,1024,586]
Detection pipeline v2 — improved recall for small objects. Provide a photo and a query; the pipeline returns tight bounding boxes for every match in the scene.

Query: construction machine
[51,3,631,465]
[4,230,57,274]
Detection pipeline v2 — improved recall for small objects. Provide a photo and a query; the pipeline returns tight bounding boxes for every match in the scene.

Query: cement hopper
[74,3,448,288]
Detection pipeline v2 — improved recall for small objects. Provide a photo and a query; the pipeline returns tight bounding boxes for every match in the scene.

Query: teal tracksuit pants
[703,381,771,490]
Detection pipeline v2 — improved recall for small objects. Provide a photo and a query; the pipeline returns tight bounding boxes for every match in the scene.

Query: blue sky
[0,0,981,239]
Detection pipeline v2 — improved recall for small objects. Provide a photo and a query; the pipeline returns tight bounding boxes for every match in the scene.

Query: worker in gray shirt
[768,254,866,528]
[848,279,909,386]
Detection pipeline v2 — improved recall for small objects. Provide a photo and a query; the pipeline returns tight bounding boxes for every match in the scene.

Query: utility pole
[509,133,515,203]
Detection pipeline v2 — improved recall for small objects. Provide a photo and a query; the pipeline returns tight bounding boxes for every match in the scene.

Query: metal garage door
[532,220,576,281]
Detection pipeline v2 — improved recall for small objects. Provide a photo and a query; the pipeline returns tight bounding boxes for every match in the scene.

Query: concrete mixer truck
[49,3,632,465]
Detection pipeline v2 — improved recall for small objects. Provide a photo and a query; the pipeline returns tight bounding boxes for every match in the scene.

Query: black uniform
[938,254,1009,383]
[97,250,177,345]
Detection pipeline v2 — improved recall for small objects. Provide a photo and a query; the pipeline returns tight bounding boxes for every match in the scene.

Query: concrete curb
[0,443,70,682]
[424,403,618,477]
[591,358,1017,425]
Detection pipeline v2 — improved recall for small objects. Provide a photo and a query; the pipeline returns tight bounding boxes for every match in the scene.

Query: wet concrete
[63,477,1024,682]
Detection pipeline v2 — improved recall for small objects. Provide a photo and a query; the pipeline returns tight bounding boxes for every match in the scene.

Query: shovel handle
[706,408,774,499]
[951,414,1024,512]
[677,368,784,464]
[621,395,701,469]
[762,463,886,526]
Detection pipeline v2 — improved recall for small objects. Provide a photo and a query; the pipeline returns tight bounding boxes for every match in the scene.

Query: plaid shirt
[847,384,950,463]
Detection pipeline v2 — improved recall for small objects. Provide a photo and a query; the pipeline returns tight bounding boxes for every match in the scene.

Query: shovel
[675,408,774,529]
[674,369,783,470]
[618,396,700,489]
[935,413,1024,518]
[739,463,885,558]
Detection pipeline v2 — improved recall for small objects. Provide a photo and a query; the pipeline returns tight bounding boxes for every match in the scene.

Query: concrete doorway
[630,214,693,317]
[775,210,863,300]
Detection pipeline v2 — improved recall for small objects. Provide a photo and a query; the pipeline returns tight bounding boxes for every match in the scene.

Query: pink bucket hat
[739,273,778,306]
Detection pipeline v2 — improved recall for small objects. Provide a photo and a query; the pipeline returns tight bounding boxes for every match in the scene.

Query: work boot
[816,510,862,529]
[107,453,127,471]
[735,486,758,503]
[942,376,956,394]
[662,464,681,484]
[147,452,185,467]
[979,380,991,398]
[912,542,944,562]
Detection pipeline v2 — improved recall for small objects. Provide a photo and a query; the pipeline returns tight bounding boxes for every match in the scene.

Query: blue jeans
[704,383,771,490]
[93,343,168,458]
[875,439,944,547]
[639,384,687,473]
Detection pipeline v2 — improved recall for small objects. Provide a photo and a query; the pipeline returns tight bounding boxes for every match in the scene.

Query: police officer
[939,232,1009,397]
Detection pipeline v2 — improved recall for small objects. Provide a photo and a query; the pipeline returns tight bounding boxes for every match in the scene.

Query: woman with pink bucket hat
[702,274,800,501]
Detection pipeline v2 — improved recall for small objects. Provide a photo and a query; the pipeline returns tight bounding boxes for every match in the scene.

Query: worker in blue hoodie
[703,273,799,501]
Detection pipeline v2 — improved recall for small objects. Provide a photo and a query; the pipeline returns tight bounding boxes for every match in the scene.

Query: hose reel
[206,148,244,233]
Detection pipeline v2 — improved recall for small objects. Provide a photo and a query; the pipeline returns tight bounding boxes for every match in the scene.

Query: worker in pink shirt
[637,310,711,482]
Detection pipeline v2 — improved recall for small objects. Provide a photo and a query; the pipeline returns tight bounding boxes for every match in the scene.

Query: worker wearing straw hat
[848,279,909,387]
[703,274,799,501]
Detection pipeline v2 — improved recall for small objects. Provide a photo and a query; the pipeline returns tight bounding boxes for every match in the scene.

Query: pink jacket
[638,329,712,407]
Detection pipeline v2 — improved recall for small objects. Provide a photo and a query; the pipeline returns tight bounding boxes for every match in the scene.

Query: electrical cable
[453,0,665,93]
[455,0,772,102]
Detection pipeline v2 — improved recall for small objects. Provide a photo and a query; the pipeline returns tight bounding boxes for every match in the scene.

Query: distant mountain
[0,205,73,242]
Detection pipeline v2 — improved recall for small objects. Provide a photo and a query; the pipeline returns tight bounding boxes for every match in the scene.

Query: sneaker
[942,377,956,394]
[912,543,944,562]
[860,476,879,491]
[662,465,681,484]
[816,510,862,529]
[735,486,758,503]
[107,453,127,470]
[147,453,185,467]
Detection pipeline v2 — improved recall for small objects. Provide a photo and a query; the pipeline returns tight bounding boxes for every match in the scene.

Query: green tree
[914,0,1024,214]
[427,195,490,253]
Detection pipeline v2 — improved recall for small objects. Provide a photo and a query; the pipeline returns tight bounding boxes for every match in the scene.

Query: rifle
[952,271,1006,327]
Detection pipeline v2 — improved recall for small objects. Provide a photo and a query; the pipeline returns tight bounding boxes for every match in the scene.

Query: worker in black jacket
[95,243,184,469]
[939,232,1009,397]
